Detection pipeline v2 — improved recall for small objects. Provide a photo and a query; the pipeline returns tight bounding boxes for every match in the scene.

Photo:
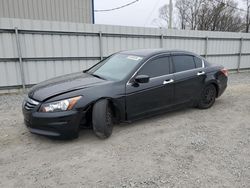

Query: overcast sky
[94,0,171,27]
[94,0,246,28]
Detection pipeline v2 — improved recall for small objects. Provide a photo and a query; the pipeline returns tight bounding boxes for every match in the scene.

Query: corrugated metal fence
[0,18,250,90]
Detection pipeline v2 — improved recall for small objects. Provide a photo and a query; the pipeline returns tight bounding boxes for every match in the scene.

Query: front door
[125,55,174,120]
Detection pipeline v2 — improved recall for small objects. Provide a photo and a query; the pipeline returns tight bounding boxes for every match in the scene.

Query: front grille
[24,97,40,111]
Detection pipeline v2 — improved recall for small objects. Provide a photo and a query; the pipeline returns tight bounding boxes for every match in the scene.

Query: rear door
[171,54,206,104]
[126,55,174,119]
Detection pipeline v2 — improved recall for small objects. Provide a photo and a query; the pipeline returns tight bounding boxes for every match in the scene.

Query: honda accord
[22,49,228,139]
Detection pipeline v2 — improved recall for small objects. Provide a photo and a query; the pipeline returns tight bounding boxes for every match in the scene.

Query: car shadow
[27,99,227,143]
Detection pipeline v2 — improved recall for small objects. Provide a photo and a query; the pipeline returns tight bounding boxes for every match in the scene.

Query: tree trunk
[247,5,249,33]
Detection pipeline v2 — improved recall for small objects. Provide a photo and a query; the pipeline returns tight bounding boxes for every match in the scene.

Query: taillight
[220,68,228,77]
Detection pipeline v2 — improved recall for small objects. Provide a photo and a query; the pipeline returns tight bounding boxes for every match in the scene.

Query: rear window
[172,55,196,72]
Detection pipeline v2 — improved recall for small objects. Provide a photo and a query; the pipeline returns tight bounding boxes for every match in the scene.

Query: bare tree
[159,4,169,23]
[209,0,244,32]
[172,0,245,32]
[156,4,170,28]
[244,0,250,32]
[175,0,189,29]
[175,0,205,30]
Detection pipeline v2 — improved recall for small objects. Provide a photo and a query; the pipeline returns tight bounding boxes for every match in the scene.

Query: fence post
[160,34,164,48]
[14,27,25,90]
[237,38,243,73]
[205,36,208,59]
[99,31,103,60]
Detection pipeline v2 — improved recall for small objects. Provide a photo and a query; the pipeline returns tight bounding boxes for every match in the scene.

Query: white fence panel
[208,39,240,55]
[0,61,21,86]
[241,56,250,69]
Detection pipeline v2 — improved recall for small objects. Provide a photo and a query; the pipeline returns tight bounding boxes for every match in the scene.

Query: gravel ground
[0,72,250,188]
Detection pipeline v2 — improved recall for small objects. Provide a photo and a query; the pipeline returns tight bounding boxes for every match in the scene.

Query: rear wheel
[92,99,114,139]
[198,84,217,109]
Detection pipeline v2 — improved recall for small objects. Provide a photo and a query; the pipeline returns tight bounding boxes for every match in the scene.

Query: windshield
[87,54,144,81]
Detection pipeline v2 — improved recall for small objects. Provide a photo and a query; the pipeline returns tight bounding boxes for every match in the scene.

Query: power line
[94,0,139,12]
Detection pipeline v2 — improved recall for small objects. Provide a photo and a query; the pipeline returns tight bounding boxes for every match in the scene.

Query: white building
[0,0,94,23]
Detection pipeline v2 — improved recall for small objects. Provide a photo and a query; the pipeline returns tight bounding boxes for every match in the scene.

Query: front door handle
[197,71,205,76]
[163,79,174,85]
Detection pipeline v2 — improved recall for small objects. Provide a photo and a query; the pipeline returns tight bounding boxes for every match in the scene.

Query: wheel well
[106,99,121,123]
[82,98,120,127]
[210,83,219,97]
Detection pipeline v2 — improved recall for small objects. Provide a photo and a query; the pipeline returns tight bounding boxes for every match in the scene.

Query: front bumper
[23,108,85,137]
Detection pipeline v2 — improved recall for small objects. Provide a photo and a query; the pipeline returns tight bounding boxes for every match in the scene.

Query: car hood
[28,72,108,101]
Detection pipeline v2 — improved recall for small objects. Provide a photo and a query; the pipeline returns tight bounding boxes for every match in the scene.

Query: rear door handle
[197,71,205,76]
[163,79,174,85]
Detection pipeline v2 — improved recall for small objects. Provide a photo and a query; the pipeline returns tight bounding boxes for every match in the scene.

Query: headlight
[39,96,82,112]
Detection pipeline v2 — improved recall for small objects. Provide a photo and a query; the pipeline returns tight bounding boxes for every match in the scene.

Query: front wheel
[197,84,217,109]
[92,99,114,139]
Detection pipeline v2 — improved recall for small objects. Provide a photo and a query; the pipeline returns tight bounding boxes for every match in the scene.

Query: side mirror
[134,75,150,83]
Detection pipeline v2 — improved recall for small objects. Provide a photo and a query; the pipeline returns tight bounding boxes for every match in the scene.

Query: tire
[92,99,114,139]
[197,84,217,109]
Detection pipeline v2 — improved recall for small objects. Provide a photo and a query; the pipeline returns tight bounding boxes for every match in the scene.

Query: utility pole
[168,0,173,29]
[247,0,250,33]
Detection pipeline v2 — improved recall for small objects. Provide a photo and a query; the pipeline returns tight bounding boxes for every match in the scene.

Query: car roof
[119,49,197,58]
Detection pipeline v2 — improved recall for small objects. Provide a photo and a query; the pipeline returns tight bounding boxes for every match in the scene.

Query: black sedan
[22,49,228,139]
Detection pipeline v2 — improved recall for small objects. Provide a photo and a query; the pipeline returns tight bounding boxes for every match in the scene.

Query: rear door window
[172,55,196,72]
[194,56,203,68]
[138,56,170,78]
